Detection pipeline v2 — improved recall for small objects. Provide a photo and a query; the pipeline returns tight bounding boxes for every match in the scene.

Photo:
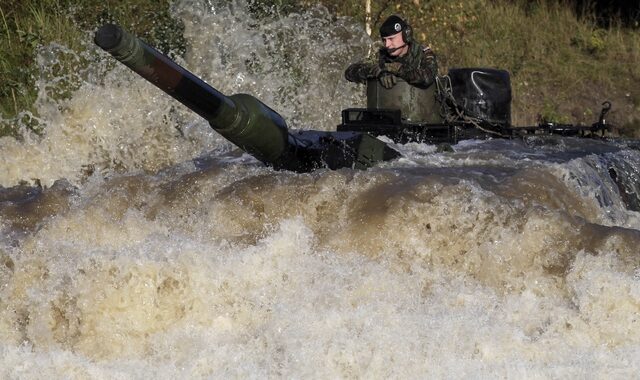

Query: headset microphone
[386,43,407,53]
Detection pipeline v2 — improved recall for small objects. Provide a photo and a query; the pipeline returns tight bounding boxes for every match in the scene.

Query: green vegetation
[0,0,184,136]
[1,0,639,137]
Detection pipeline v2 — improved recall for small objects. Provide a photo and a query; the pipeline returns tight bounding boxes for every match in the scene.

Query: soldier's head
[379,15,412,57]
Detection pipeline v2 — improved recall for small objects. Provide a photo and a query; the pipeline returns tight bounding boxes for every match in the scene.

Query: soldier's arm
[400,47,438,89]
[344,61,380,84]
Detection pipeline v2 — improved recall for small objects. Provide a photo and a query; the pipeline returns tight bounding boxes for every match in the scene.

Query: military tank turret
[338,68,610,143]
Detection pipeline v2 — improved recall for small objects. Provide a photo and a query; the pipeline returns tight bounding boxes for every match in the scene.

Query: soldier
[345,15,438,89]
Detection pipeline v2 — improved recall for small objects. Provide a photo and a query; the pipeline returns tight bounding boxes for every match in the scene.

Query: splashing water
[1,0,640,377]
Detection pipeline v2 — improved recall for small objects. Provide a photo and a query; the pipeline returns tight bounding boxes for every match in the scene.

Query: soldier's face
[382,32,408,57]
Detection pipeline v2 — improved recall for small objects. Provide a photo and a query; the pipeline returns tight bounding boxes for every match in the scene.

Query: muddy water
[1,1,640,378]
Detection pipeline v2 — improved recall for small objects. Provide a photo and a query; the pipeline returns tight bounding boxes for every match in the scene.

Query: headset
[401,20,413,44]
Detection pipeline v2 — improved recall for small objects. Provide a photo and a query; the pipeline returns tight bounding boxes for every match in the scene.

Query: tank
[96,24,610,166]
[94,24,400,172]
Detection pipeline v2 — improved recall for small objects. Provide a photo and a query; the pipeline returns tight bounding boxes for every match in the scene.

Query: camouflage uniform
[345,42,438,89]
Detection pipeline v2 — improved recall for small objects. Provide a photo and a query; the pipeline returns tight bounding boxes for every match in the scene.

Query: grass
[1,0,81,132]
[0,0,184,136]
[0,0,639,136]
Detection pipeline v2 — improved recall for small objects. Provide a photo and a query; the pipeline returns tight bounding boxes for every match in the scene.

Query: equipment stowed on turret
[444,68,512,126]
[338,67,611,143]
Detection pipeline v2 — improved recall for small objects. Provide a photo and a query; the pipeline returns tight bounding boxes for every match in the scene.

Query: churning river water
[2,1,640,378]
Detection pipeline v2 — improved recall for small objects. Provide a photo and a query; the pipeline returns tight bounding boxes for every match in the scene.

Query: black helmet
[379,15,413,43]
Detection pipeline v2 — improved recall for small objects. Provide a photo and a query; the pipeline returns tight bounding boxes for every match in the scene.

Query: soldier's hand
[378,72,397,89]
[371,65,384,78]
[383,62,402,75]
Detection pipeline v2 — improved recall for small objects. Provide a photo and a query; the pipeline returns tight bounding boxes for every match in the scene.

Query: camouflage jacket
[344,42,438,89]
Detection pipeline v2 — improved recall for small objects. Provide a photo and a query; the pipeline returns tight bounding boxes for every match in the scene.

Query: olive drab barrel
[366,79,443,124]
[94,24,399,172]
[94,24,288,164]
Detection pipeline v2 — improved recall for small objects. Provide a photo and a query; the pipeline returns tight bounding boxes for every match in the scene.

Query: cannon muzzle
[95,24,399,171]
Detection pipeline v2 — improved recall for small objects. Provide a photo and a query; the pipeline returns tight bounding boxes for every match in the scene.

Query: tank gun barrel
[94,24,288,164]
[94,24,398,171]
